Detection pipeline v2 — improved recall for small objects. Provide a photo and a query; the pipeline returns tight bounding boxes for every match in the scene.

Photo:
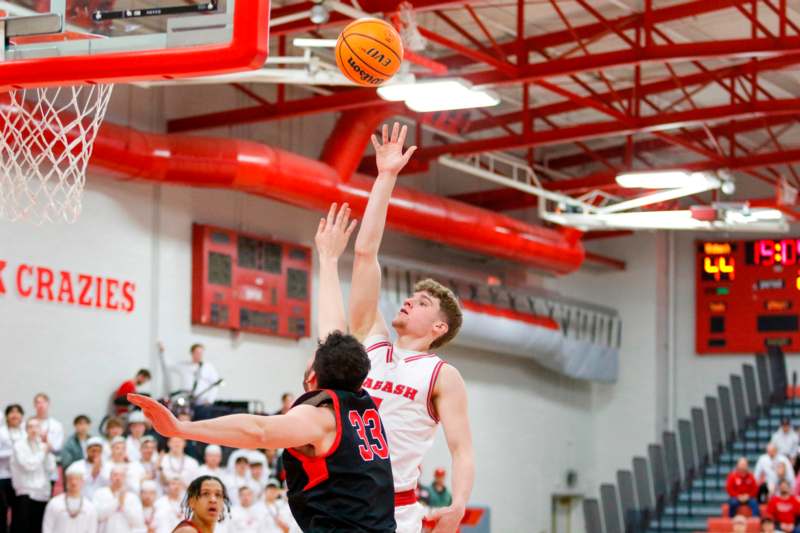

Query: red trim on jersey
[386,344,394,363]
[426,361,446,422]
[172,520,201,533]
[403,353,436,363]
[285,389,343,491]
[366,341,391,352]
[394,489,418,507]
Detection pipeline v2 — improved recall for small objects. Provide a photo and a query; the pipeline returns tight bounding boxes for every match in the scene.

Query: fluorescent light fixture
[725,208,784,224]
[599,174,720,214]
[377,79,500,112]
[616,170,703,189]
[292,38,337,48]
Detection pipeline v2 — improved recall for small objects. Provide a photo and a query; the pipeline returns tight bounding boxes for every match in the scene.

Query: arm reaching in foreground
[315,202,357,340]
[429,365,475,533]
[349,122,417,340]
[128,394,333,451]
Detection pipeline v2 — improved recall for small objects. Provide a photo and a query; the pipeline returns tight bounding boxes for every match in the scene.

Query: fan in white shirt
[163,343,221,406]
[32,394,63,482]
[43,462,98,533]
[72,437,111,500]
[138,436,160,488]
[109,436,146,495]
[140,480,159,533]
[11,418,57,531]
[771,419,800,463]
[0,404,26,505]
[125,412,148,463]
[159,437,199,489]
[229,486,264,533]
[154,477,185,533]
[197,445,230,487]
[754,443,795,491]
[227,454,257,507]
[93,465,145,533]
[248,452,269,499]
[259,480,293,533]
[101,418,126,462]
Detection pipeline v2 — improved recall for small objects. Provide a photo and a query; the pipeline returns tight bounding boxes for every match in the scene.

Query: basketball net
[396,2,426,52]
[0,83,113,224]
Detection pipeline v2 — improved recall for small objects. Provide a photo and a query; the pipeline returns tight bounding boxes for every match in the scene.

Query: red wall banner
[0,259,136,313]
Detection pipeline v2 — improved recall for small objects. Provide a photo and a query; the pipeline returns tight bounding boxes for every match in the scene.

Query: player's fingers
[345,219,358,238]
[397,124,408,146]
[316,217,326,236]
[390,122,400,143]
[341,206,351,228]
[370,135,380,151]
[326,203,337,227]
[402,145,418,164]
[335,203,348,228]
[382,124,388,144]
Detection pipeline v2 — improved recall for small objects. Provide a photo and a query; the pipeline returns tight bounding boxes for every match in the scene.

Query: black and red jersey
[282,389,396,533]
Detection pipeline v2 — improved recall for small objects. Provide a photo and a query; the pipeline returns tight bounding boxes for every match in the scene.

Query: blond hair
[414,278,462,349]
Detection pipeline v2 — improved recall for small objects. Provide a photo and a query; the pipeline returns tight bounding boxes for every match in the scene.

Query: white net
[0,84,114,224]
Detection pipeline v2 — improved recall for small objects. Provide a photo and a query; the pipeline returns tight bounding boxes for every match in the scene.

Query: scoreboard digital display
[192,224,312,339]
[696,239,800,354]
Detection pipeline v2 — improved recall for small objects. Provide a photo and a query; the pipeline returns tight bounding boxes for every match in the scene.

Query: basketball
[335,18,404,87]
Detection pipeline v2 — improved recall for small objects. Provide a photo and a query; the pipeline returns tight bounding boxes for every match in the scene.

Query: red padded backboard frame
[0,1,269,88]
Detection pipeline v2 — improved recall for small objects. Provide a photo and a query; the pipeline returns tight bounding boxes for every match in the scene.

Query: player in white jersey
[347,122,475,533]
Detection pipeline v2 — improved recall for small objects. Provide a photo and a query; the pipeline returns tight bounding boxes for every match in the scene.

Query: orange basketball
[335,18,404,87]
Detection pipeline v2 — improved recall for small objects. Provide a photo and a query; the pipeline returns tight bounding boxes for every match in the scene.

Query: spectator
[113,370,152,416]
[140,480,158,533]
[733,515,748,533]
[109,437,145,495]
[427,468,453,509]
[772,419,799,466]
[261,478,292,533]
[727,457,760,517]
[60,415,92,472]
[767,479,800,532]
[272,394,295,416]
[31,394,63,488]
[158,437,198,489]
[10,418,56,533]
[756,444,795,502]
[42,462,98,533]
[138,436,158,484]
[227,454,256,507]
[229,485,263,532]
[196,445,228,487]
[162,343,221,406]
[776,462,796,495]
[153,477,183,533]
[93,465,144,533]
[0,404,24,533]
[763,517,777,532]
[125,412,147,463]
[263,448,284,485]
[249,452,268,499]
[72,437,109,499]
[101,418,125,461]
[174,412,201,463]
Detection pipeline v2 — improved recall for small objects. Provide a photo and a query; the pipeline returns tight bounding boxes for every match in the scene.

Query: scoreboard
[192,224,312,339]
[696,238,800,354]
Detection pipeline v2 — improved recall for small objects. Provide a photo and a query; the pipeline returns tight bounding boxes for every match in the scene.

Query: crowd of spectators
[0,344,454,533]
[726,418,800,532]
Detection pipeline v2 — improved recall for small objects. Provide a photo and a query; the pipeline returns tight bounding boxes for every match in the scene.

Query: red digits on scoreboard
[759,240,774,266]
[781,239,798,266]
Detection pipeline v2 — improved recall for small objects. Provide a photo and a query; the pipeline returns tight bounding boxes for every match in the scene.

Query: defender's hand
[315,203,357,262]
[128,394,181,439]
[371,122,417,177]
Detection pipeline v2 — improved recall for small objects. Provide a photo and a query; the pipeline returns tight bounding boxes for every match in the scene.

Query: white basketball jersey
[362,335,446,492]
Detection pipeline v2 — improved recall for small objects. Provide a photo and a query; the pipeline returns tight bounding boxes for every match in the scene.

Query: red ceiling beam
[464,35,800,87]
[167,90,392,133]
[466,53,800,133]
[416,98,800,159]
[442,0,752,69]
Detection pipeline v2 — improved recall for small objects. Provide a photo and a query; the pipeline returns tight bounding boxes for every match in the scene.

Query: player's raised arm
[315,202,357,340]
[430,365,475,533]
[128,394,331,451]
[349,122,417,341]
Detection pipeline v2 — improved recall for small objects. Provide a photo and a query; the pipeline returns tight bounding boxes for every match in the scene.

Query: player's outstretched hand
[371,122,417,177]
[128,394,181,438]
[429,505,465,533]
[315,202,357,262]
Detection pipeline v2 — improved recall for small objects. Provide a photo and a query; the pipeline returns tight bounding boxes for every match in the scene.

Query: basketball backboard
[0,0,270,87]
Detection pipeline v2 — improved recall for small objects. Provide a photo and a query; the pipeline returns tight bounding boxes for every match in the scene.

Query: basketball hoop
[0,83,113,223]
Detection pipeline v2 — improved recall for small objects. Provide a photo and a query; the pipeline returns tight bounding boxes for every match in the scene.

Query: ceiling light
[309,3,330,24]
[292,38,337,48]
[377,79,500,112]
[615,170,703,189]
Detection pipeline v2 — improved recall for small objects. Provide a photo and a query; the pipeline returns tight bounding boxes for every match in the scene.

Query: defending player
[349,122,475,533]
[133,203,396,532]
